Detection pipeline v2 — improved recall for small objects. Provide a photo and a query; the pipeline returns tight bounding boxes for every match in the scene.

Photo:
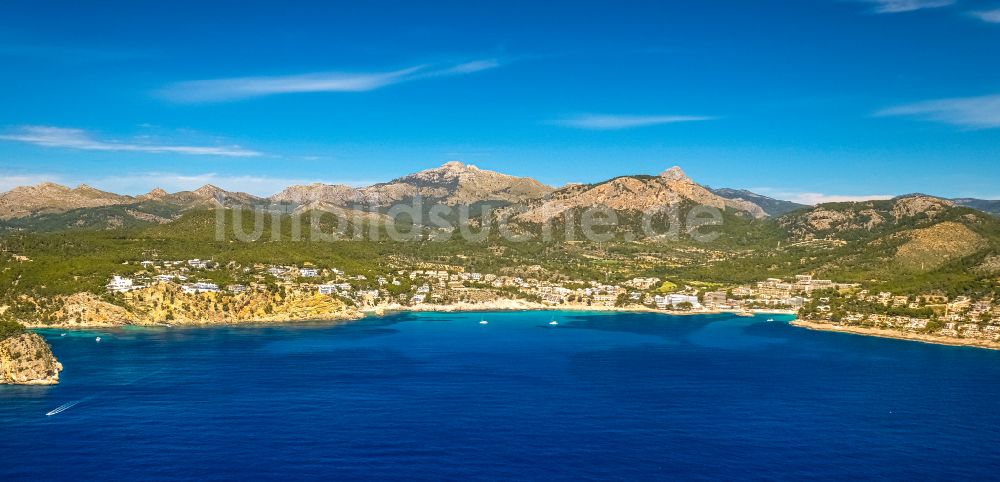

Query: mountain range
[2,161,1000,324]
[0,161,997,231]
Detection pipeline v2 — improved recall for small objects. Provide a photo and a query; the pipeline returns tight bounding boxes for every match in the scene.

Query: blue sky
[1,0,999,203]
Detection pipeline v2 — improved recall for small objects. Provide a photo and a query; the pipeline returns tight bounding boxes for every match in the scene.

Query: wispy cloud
[0,173,57,193]
[969,8,1000,23]
[860,0,956,13]
[875,94,1000,129]
[0,126,262,157]
[0,171,372,197]
[158,59,501,103]
[87,172,369,197]
[549,114,717,130]
[752,188,893,205]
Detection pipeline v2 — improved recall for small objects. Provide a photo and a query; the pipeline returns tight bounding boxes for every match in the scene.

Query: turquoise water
[2,311,1000,480]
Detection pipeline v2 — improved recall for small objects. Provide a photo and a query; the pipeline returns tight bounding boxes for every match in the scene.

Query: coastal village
[95,258,1000,346]
[104,258,837,314]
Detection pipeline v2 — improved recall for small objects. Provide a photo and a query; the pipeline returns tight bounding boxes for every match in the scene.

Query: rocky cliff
[28,285,362,327]
[0,332,62,385]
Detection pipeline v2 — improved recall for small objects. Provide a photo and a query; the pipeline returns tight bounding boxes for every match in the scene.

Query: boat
[549,317,558,326]
[479,318,488,325]
[95,337,102,343]
[766,318,775,322]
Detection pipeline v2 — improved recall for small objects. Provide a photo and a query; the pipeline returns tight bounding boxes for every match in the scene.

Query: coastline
[22,310,364,330]
[361,300,796,317]
[790,319,1000,351]
[26,307,1000,352]
[23,300,795,329]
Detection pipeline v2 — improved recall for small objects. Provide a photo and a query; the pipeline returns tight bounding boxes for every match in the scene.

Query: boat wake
[46,400,82,416]
[44,368,165,417]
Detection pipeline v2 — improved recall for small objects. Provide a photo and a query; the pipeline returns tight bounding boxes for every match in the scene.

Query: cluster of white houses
[110,260,886,314]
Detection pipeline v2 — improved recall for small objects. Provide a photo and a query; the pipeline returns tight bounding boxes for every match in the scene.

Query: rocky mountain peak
[440,160,476,171]
[32,182,69,192]
[193,184,225,198]
[518,165,767,222]
[659,166,691,182]
[891,195,954,220]
[0,181,132,220]
[146,187,169,198]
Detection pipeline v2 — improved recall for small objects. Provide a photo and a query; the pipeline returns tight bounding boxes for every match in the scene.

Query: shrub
[0,320,26,342]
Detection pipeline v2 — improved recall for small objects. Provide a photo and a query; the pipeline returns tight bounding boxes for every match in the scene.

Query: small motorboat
[95,337,102,343]
[766,318,775,322]
[549,318,559,326]
[479,319,489,325]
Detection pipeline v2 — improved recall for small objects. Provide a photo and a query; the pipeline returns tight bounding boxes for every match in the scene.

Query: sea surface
[3,311,1000,480]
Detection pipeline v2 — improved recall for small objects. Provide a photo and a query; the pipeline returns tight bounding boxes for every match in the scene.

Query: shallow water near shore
[2,311,1000,480]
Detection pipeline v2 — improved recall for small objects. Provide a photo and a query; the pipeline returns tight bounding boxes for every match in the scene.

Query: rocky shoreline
[23,310,364,329]
[790,319,1000,351]
[0,332,63,385]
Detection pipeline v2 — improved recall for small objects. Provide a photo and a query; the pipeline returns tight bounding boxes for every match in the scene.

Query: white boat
[549,318,558,326]
[766,318,775,322]
[479,319,488,325]
[95,336,102,342]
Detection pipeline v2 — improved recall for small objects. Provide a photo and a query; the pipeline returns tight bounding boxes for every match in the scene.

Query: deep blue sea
[3,311,1000,480]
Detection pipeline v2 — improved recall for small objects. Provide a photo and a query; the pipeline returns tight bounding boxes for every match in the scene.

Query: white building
[299,268,319,277]
[187,259,209,269]
[653,294,702,310]
[182,282,219,294]
[107,275,135,293]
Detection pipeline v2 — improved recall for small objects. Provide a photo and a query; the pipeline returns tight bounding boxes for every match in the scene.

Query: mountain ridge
[3,163,999,227]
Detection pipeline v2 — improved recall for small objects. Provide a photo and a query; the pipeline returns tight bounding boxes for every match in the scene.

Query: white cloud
[87,172,368,197]
[752,188,893,205]
[970,8,1000,23]
[549,114,717,130]
[860,0,956,13]
[875,94,1000,129]
[158,59,501,103]
[0,174,56,193]
[0,171,372,197]
[0,126,262,157]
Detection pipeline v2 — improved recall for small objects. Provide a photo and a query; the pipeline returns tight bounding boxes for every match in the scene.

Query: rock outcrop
[0,332,62,385]
[29,286,362,327]
[54,293,139,326]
